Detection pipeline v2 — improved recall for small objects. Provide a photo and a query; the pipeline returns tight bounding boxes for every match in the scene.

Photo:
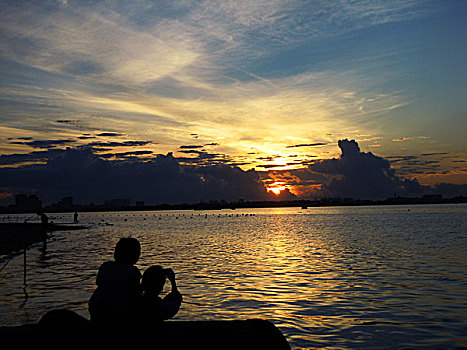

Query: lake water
[1,204,466,349]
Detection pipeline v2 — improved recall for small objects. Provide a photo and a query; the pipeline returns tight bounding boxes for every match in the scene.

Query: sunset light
[267,183,288,196]
[0,1,465,204]
[0,2,466,349]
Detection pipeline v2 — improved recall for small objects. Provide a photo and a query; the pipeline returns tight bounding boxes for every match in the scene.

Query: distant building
[59,196,73,210]
[46,196,74,212]
[422,194,442,202]
[14,194,42,212]
[103,198,131,209]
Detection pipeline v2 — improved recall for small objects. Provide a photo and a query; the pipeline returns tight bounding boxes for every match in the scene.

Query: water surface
[1,204,466,349]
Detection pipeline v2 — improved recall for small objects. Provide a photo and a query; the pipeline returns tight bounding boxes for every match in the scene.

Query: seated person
[138,265,182,325]
[88,237,142,326]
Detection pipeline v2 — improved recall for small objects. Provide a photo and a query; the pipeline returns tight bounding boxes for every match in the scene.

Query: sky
[0,0,466,205]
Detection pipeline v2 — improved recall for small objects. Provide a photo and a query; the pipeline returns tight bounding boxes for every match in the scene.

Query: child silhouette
[138,265,182,325]
[88,237,142,326]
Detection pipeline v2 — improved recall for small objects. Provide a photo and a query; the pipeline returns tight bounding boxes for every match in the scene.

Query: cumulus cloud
[304,139,427,199]
[0,147,274,205]
[0,149,67,166]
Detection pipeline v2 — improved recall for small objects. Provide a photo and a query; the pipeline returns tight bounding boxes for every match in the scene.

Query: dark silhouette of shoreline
[1,194,465,215]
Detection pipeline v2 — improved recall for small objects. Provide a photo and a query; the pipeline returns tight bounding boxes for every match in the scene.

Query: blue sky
[0,0,466,199]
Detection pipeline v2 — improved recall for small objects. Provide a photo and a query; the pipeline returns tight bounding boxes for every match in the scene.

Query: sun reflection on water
[0,205,466,349]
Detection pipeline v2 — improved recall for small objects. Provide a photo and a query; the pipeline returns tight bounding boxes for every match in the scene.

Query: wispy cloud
[286,143,329,148]
[0,0,449,169]
[392,137,413,142]
[1,1,434,87]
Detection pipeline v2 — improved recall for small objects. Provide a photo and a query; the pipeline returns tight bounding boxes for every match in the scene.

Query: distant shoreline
[1,196,465,215]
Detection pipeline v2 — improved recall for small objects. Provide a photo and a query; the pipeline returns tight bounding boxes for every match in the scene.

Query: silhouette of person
[74,211,78,223]
[37,211,48,240]
[37,211,48,225]
[88,237,142,326]
[137,265,182,326]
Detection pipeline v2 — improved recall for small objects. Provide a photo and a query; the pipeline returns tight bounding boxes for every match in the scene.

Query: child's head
[114,237,141,264]
[142,265,166,294]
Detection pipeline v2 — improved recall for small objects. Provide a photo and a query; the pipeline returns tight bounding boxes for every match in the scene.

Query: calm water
[1,204,466,349]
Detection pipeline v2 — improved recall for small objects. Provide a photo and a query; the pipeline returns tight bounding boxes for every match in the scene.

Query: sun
[267,184,287,196]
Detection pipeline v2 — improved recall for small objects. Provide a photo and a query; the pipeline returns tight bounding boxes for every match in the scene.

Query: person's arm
[160,268,182,319]
[165,268,179,293]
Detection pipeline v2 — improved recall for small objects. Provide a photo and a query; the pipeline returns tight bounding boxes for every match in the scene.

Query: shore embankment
[0,223,87,255]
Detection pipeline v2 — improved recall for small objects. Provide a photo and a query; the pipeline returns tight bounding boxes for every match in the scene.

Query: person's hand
[165,268,175,282]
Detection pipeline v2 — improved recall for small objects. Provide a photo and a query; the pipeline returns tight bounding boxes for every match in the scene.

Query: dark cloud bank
[0,139,465,205]
[307,139,429,199]
[267,139,466,200]
[0,147,278,205]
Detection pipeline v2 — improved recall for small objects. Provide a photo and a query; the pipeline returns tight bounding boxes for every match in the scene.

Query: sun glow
[267,183,287,196]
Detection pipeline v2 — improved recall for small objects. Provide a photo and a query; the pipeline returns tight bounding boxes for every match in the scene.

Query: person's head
[114,237,141,264]
[142,265,166,295]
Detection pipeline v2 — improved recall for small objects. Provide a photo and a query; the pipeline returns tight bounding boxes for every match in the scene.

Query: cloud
[0,2,460,188]
[0,2,201,85]
[96,132,125,137]
[0,1,428,141]
[303,139,428,199]
[179,145,204,149]
[0,0,430,175]
[0,147,274,205]
[286,143,329,148]
[176,148,246,168]
[421,152,450,156]
[9,139,76,149]
[433,183,467,198]
[386,155,418,163]
[0,149,67,166]
[99,150,154,159]
[392,137,412,142]
[1,141,464,205]
[256,164,287,169]
[87,140,152,148]
[295,140,465,199]
[55,119,79,124]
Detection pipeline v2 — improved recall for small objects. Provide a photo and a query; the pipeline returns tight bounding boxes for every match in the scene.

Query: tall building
[14,194,42,212]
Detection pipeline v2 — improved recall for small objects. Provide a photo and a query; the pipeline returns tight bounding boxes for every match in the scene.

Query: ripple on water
[1,205,466,349]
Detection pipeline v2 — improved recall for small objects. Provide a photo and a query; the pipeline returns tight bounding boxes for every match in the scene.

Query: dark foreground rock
[0,309,291,349]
